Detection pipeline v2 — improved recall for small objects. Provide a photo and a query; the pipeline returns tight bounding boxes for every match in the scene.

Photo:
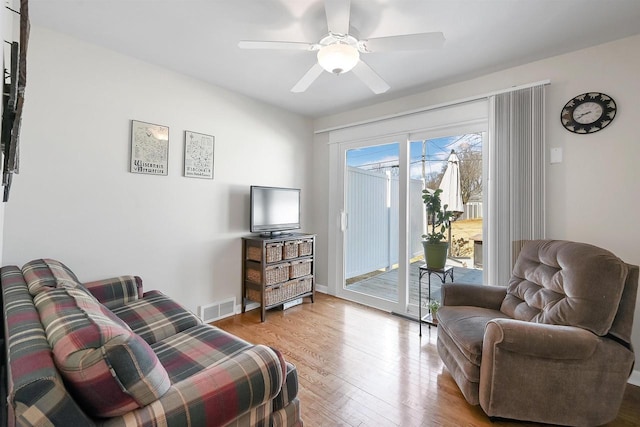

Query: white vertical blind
[486,85,546,285]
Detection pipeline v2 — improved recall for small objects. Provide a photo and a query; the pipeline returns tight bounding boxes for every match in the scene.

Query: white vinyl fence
[462,202,483,220]
[345,167,424,279]
[345,167,483,280]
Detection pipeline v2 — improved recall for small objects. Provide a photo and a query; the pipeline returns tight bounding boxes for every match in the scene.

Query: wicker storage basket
[247,243,283,263]
[246,262,290,285]
[289,259,312,279]
[298,239,313,256]
[291,276,313,295]
[265,243,283,263]
[246,288,261,303]
[250,277,313,306]
[283,241,299,259]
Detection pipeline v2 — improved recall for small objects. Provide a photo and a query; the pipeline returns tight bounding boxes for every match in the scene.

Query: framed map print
[130,120,169,175]
[184,130,215,179]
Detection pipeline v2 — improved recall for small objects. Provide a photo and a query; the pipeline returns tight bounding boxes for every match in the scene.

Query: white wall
[2,26,313,314]
[313,34,640,379]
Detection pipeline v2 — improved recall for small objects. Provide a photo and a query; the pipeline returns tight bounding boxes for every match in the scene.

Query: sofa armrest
[441,283,506,310]
[83,275,143,309]
[109,344,285,427]
[484,318,599,359]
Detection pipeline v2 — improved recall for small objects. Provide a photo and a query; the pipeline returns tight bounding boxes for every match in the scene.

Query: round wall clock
[560,92,616,134]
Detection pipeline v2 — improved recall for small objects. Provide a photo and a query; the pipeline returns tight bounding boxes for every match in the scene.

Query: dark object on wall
[5,42,19,111]
[1,0,30,202]
[560,92,617,134]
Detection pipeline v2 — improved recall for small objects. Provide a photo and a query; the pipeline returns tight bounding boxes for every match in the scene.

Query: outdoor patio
[345,259,483,305]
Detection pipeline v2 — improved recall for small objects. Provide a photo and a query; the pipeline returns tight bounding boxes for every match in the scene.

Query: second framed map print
[184,130,215,179]
[130,120,169,175]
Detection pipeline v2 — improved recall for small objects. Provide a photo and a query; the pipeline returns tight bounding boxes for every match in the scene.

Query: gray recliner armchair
[436,240,638,426]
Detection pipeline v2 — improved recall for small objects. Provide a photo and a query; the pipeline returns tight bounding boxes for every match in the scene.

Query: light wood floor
[215,293,640,427]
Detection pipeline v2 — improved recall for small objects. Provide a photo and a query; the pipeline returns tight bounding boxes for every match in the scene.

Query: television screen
[250,186,301,235]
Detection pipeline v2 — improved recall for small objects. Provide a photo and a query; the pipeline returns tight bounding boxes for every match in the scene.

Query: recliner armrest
[83,275,143,309]
[441,283,506,310]
[484,318,599,359]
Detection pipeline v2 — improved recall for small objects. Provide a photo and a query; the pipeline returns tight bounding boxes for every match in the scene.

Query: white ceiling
[29,0,640,118]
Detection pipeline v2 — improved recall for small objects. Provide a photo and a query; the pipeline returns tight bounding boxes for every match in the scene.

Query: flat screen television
[250,186,301,236]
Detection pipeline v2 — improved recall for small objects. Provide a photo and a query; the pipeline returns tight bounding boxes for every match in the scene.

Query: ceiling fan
[238,0,445,94]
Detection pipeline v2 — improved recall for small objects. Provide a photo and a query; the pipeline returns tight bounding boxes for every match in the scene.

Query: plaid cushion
[272,362,299,411]
[223,401,272,427]
[111,290,202,344]
[151,325,252,383]
[84,275,143,309]
[1,266,93,425]
[22,258,82,295]
[103,344,285,427]
[34,286,170,417]
[271,398,303,427]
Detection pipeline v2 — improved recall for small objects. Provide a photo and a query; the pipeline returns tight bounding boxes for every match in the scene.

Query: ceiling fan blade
[351,60,390,94]
[362,32,445,52]
[238,40,317,51]
[324,0,350,35]
[291,63,325,93]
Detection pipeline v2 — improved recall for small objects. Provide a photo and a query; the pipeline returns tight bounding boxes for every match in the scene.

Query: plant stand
[418,264,454,336]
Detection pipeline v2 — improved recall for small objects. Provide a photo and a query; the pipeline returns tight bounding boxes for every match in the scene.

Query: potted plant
[428,300,440,321]
[422,188,455,269]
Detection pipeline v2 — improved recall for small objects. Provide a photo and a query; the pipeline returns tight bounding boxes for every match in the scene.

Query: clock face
[561,92,616,134]
[572,102,603,124]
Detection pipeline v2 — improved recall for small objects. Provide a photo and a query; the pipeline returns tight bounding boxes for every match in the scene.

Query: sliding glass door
[334,132,485,316]
[325,97,489,315]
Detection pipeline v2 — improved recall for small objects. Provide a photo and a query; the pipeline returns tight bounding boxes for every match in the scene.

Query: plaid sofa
[0,259,302,426]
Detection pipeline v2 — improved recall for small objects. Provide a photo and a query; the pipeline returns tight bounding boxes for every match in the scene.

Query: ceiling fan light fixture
[317,43,359,75]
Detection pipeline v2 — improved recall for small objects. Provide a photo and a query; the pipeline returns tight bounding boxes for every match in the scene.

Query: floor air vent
[199,297,236,323]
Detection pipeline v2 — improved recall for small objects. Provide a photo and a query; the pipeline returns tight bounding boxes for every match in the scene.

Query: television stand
[242,233,315,322]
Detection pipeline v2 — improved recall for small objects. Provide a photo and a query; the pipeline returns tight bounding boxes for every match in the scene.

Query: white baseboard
[315,283,328,294]
[235,300,259,314]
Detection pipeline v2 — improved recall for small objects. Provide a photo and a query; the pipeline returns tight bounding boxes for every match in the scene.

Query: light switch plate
[550,147,563,164]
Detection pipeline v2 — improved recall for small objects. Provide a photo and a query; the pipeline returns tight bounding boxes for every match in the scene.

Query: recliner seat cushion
[437,306,510,368]
[34,286,170,417]
[500,240,628,336]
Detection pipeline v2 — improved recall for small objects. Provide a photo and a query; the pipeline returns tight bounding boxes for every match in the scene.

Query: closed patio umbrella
[439,150,463,255]
[439,149,463,214]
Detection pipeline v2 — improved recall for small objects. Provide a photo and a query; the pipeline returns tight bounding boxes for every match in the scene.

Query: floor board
[346,261,483,305]
[215,293,640,426]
